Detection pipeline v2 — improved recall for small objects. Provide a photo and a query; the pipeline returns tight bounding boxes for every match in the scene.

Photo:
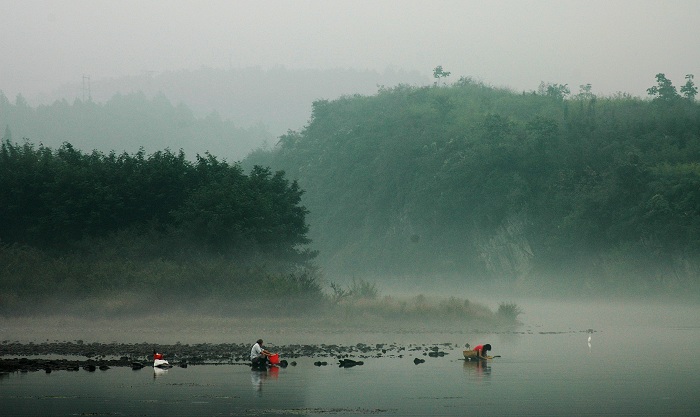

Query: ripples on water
[1,301,698,416]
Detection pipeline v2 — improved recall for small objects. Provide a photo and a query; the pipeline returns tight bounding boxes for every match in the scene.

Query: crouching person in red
[474,344,491,359]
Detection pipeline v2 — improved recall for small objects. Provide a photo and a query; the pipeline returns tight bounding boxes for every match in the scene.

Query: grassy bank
[0,242,522,330]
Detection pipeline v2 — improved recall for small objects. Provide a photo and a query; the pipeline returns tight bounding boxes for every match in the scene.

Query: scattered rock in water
[338,359,364,368]
[413,358,426,365]
[99,365,110,371]
[0,341,466,372]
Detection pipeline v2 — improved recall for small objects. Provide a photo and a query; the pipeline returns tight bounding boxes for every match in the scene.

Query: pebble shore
[0,340,456,373]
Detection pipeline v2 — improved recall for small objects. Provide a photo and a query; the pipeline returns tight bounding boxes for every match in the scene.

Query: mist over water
[2,299,698,416]
[2,2,699,415]
[0,296,695,345]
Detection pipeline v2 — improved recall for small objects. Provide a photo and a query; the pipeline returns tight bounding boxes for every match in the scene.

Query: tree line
[0,141,319,306]
[0,90,273,162]
[243,73,700,296]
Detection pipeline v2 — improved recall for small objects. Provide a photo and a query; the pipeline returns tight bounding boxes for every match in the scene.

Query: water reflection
[250,366,279,394]
[153,367,169,379]
[462,359,491,380]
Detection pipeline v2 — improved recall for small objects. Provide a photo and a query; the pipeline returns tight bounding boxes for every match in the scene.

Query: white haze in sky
[1,0,699,102]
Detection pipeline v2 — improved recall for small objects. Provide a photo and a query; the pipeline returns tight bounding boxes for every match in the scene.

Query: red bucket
[269,353,280,364]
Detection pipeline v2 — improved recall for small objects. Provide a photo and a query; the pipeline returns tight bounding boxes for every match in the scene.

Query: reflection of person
[251,369,265,392]
[474,344,491,359]
[153,367,168,379]
[463,357,491,378]
[250,339,271,368]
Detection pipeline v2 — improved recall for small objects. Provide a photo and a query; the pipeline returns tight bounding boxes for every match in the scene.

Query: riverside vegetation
[2,71,698,320]
[0,142,320,313]
[244,73,700,298]
[0,140,516,326]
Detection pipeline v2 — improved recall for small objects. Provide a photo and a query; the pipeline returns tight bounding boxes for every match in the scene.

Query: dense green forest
[0,91,272,161]
[0,140,516,324]
[0,141,320,311]
[243,74,700,296]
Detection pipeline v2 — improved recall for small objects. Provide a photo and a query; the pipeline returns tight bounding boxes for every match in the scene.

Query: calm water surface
[1,300,698,416]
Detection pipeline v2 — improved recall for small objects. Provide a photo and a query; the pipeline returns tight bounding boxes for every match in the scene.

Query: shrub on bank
[324,279,521,326]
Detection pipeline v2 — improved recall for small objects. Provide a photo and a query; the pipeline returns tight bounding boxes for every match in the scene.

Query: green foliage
[0,140,319,301]
[681,74,698,101]
[329,278,379,302]
[538,82,570,100]
[497,302,523,321]
[647,73,681,102]
[0,140,312,259]
[244,76,700,295]
[0,239,325,313]
[0,90,272,161]
[575,83,596,100]
[325,293,511,326]
[432,65,451,86]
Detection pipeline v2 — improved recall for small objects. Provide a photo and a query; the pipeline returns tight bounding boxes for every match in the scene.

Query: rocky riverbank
[0,340,457,373]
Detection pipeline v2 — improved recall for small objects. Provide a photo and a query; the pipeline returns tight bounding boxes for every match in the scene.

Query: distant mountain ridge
[2,67,427,161]
[36,66,429,136]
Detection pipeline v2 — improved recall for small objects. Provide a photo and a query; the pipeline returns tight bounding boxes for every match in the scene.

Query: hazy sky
[2,0,699,102]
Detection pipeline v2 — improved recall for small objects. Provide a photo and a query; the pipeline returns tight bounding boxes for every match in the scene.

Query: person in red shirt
[473,344,491,359]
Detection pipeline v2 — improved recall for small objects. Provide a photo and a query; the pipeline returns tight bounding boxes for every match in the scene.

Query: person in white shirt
[250,339,271,368]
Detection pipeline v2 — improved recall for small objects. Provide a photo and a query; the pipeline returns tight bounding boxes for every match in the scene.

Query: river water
[1,299,698,416]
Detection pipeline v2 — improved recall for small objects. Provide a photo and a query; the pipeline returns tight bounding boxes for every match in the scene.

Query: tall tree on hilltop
[680,74,698,101]
[433,65,451,86]
[647,73,680,101]
[538,82,570,100]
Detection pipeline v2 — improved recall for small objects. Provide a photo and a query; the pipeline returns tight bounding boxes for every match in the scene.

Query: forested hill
[0,91,273,162]
[40,67,428,136]
[244,76,700,295]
